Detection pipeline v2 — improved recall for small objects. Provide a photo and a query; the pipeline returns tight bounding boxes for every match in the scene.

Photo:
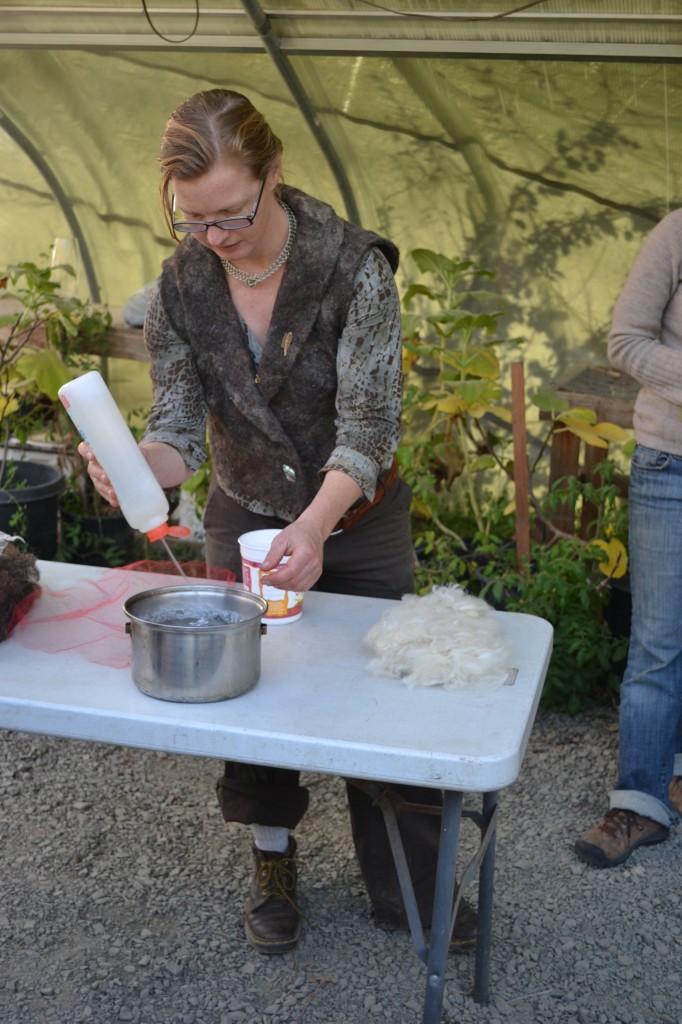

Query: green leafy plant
[399,249,522,541]
[0,257,114,560]
[0,258,111,480]
[181,453,212,519]
[471,465,629,713]
[401,249,632,714]
[399,248,628,546]
[479,536,628,715]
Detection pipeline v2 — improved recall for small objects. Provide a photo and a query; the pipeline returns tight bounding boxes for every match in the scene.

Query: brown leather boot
[574,809,669,868]
[244,838,302,954]
[669,777,682,815]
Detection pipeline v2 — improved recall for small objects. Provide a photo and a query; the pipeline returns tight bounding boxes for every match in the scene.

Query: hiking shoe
[574,809,669,868]
[244,838,302,954]
[670,777,682,815]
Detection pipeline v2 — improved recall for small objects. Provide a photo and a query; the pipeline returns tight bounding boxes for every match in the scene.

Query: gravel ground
[1,708,681,1024]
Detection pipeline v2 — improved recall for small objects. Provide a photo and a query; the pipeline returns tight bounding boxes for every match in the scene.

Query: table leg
[473,790,498,1005]
[379,793,429,961]
[354,782,499,1024]
[348,779,430,961]
[422,789,463,1024]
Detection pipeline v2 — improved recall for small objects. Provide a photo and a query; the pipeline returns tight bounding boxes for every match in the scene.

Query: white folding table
[0,560,552,1024]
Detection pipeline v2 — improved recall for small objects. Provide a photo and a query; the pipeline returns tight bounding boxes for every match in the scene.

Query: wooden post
[511,361,531,565]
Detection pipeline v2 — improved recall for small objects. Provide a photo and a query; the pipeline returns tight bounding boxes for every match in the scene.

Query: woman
[575,208,682,869]
[82,89,475,953]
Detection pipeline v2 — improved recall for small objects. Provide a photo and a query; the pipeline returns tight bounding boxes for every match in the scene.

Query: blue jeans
[611,444,682,826]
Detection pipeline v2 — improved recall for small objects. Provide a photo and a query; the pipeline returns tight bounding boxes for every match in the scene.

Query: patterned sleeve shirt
[141,247,402,511]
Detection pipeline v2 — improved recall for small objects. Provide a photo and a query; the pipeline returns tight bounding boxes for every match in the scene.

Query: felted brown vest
[159,187,399,520]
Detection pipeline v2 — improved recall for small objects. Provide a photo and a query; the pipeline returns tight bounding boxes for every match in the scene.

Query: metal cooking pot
[123,584,268,703]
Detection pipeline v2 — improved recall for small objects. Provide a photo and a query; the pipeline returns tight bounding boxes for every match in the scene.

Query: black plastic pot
[0,460,64,559]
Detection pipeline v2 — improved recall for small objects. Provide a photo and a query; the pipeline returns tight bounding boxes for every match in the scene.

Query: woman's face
[171,158,280,264]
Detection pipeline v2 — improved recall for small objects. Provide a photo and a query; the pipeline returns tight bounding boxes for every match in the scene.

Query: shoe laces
[257,854,296,897]
[601,808,641,838]
[255,854,307,920]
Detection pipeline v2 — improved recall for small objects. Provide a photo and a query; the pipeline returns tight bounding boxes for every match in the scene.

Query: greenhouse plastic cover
[1,1,682,387]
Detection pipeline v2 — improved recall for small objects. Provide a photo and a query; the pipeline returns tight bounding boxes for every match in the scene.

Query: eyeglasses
[172,179,265,233]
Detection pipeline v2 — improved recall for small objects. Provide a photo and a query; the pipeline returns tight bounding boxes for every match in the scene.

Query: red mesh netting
[7,588,41,637]
[10,562,235,669]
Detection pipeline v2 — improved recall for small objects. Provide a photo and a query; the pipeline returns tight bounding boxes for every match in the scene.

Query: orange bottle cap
[145,523,192,542]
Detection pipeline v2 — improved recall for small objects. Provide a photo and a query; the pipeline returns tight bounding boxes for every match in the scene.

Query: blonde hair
[157,89,283,237]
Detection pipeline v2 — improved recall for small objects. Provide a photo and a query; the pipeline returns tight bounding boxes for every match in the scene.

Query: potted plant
[56,471,137,568]
[398,249,631,715]
[0,258,111,558]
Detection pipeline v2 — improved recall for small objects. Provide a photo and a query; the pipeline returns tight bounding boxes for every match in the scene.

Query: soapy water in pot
[139,605,245,628]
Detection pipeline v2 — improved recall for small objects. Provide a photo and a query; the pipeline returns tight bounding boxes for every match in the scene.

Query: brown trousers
[206,476,443,928]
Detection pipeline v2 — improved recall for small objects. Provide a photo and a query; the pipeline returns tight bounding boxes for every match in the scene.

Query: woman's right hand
[77,441,120,508]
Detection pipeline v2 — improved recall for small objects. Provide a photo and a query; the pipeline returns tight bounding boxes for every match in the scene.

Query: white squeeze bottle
[58,370,187,543]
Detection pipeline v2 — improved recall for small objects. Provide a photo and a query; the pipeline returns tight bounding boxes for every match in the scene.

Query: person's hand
[259,519,326,592]
[257,469,363,591]
[77,441,120,508]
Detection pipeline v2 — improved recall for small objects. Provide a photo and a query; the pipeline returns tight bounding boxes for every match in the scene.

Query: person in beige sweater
[575,209,682,868]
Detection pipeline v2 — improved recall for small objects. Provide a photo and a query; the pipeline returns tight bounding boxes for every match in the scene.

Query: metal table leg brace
[360,783,499,1024]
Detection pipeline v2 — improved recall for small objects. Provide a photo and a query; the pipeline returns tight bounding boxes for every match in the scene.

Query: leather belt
[332,459,398,534]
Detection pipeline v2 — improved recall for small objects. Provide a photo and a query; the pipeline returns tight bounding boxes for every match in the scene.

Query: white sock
[251,824,290,853]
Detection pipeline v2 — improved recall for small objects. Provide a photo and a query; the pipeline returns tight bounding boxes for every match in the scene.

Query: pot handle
[260,623,267,636]
[125,622,132,636]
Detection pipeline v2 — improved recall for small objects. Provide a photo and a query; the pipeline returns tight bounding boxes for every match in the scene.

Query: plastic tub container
[238,528,303,624]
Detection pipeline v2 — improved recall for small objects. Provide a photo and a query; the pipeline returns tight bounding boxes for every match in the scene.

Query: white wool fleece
[364,584,512,693]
